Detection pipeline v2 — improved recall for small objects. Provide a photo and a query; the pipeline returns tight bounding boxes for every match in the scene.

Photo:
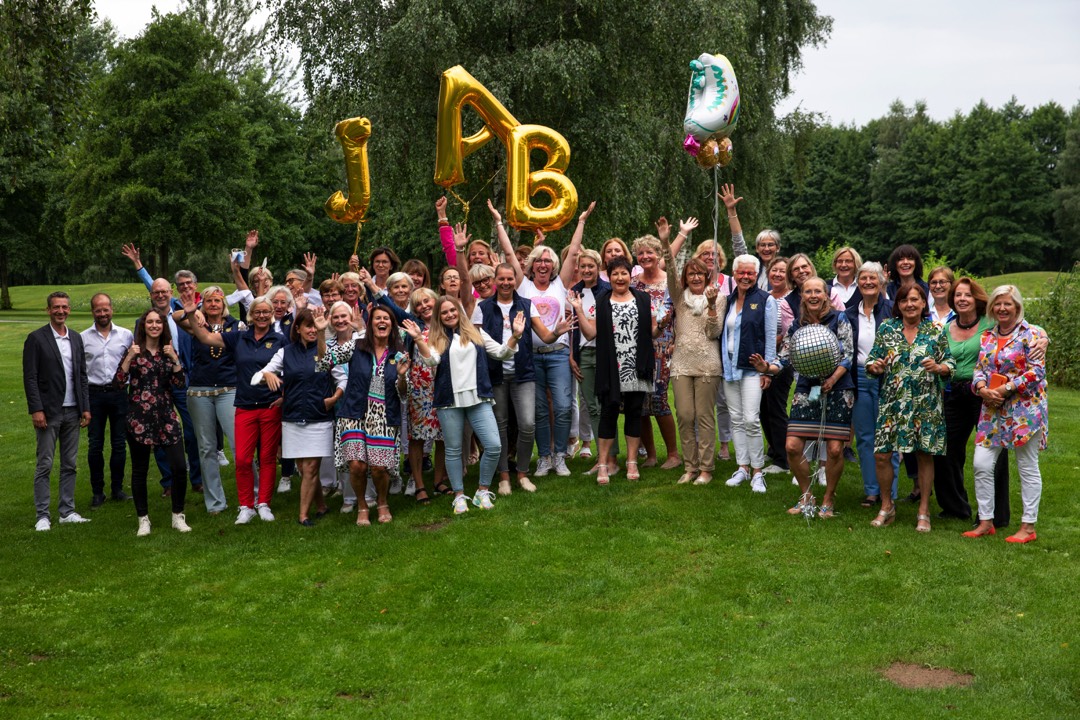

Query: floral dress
[631,275,673,415]
[867,318,955,454]
[115,351,185,446]
[407,324,442,442]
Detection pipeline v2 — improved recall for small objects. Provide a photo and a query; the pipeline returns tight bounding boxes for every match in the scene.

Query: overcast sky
[97,0,1080,125]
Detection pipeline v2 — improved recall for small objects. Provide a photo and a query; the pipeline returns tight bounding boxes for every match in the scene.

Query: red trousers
[234,406,282,508]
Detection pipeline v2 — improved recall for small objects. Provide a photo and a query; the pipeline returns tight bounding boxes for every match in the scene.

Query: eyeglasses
[475,277,494,286]
[929,280,950,287]
[251,310,273,317]
[151,290,171,296]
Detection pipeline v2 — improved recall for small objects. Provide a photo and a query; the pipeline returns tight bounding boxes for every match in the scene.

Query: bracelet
[497,221,505,228]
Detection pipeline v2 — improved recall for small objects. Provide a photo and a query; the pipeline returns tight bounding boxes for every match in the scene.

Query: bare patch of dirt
[880,662,974,689]
[415,518,451,532]
[29,654,50,663]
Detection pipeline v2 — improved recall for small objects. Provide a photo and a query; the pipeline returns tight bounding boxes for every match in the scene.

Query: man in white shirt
[81,293,134,507]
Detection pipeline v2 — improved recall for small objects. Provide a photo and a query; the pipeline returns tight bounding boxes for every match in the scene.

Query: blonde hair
[468,263,495,282]
[201,286,229,316]
[832,246,863,270]
[524,245,560,276]
[466,239,497,267]
[577,248,602,268]
[693,239,728,271]
[631,234,662,257]
[799,277,832,325]
[987,285,1025,323]
[246,296,273,323]
[410,287,438,311]
[428,295,484,353]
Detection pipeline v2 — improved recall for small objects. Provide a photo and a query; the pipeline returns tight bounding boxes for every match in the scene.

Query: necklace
[996,323,1016,336]
[209,322,223,358]
[955,315,979,330]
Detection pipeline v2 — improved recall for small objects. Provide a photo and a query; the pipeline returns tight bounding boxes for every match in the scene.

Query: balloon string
[712,165,721,284]
[352,217,368,257]
[447,166,504,225]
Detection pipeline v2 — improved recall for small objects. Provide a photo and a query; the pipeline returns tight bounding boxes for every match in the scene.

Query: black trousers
[599,392,645,439]
[87,388,128,496]
[934,384,1010,526]
[131,440,187,516]
[759,364,792,468]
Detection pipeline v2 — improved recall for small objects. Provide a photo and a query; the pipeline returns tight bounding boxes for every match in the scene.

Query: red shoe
[1005,531,1037,544]
[962,526,996,538]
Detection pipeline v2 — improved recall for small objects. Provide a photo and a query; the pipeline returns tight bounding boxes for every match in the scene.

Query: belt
[89,384,122,393]
[535,344,564,354]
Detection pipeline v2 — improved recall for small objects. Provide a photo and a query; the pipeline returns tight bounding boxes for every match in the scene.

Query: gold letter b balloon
[506,124,578,232]
[325,117,372,224]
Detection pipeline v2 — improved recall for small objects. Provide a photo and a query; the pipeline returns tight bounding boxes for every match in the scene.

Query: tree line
[3,0,1077,310]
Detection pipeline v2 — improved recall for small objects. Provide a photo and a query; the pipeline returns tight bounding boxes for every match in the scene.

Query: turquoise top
[948,316,994,381]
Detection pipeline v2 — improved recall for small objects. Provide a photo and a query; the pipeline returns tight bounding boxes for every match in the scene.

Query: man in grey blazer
[23,292,92,531]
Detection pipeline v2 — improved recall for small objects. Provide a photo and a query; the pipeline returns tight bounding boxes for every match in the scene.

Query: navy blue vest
[726,286,771,371]
[790,310,856,395]
[336,346,402,427]
[281,341,335,423]
[479,293,534,384]
[223,328,286,408]
[432,334,495,409]
[189,316,240,387]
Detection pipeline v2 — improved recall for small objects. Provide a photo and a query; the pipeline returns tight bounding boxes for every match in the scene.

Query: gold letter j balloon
[325,117,372,224]
[506,124,578,232]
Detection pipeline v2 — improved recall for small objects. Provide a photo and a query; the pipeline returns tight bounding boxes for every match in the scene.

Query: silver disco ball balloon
[790,324,842,380]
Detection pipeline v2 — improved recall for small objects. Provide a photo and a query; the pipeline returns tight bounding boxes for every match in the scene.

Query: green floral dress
[867,318,954,454]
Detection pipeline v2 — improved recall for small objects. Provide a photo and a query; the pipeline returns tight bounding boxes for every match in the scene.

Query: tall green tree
[270,0,831,265]
[1053,104,1080,263]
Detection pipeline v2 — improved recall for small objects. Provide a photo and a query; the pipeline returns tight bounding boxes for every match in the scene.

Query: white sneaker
[567,438,581,459]
[137,516,151,537]
[579,445,593,459]
[472,488,496,510]
[816,467,827,486]
[256,503,275,522]
[553,453,571,477]
[277,476,292,493]
[763,464,787,475]
[452,495,470,515]
[497,479,512,496]
[59,512,90,524]
[340,502,355,514]
[405,479,416,497]
[172,512,192,532]
[518,476,537,492]
[637,446,648,458]
[535,456,553,477]
[725,468,749,487]
[750,472,767,494]
[235,506,257,525]
[217,450,229,467]
[35,517,51,532]
[389,476,403,495]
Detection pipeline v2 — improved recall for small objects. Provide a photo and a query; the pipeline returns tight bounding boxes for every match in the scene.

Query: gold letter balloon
[325,117,372,224]
[434,65,578,233]
[682,53,740,169]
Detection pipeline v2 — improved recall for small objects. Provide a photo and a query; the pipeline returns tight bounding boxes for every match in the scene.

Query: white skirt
[282,420,334,459]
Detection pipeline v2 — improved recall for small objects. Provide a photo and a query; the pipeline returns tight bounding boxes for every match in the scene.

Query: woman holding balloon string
[865,282,954,532]
[753,277,854,518]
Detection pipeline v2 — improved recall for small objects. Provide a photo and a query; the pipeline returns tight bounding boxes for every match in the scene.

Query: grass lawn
[1,285,1077,718]
[978,271,1059,299]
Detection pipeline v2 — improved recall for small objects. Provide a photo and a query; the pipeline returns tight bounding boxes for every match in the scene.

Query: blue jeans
[187,388,236,513]
[155,384,203,490]
[87,388,128,496]
[437,402,501,494]
[533,347,572,457]
[853,369,899,499]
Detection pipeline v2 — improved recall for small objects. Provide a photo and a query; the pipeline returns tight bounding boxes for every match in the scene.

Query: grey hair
[732,254,760,275]
[856,261,886,287]
[266,285,294,310]
[174,269,197,284]
[286,268,308,283]
[987,284,1025,323]
[755,229,781,250]
[246,295,273,323]
[387,271,415,290]
[524,245,560,276]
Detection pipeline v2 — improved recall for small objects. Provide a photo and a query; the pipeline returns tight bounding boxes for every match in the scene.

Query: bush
[1027,264,1080,388]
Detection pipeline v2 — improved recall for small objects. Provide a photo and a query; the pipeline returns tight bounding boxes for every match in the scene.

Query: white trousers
[724,375,765,469]
[973,430,1043,524]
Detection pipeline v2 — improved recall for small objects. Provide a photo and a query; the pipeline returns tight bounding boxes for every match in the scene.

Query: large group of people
[24,186,1050,544]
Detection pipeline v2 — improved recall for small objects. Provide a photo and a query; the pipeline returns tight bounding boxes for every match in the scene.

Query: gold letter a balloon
[325,117,372,224]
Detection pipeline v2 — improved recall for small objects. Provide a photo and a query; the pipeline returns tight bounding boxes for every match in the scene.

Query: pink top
[439,223,480,298]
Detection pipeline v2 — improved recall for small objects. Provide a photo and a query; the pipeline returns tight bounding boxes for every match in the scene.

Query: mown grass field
[1,285,1077,718]
[979,271,1058,299]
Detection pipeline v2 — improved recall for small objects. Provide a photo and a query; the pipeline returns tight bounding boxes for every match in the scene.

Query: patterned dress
[610,298,654,394]
[868,318,955,454]
[115,351,186,446]
[780,317,856,440]
[973,321,1048,450]
[320,342,402,470]
[407,324,442,442]
[630,275,673,415]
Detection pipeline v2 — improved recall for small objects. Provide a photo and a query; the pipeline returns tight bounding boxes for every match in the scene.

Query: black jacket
[23,324,90,420]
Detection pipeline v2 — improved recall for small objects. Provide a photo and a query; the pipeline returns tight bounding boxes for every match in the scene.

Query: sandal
[377,504,393,524]
[818,504,836,519]
[870,507,896,527]
[432,481,452,496]
[916,514,932,533]
[356,507,371,527]
[661,456,683,471]
[315,507,329,519]
[597,464,610,486]
[860,495,879,508]
[414,487,431,505]
[626,460,640,481]
[787,495,815,516]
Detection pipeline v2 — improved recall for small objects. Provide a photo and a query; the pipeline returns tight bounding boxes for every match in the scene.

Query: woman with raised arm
[116,309,191,536]
[401,288,449,503]
[181,293,286,524]
[172,286,243,515]
[518,200,596,479]
[657,223,723,485]
[576,257,657,484]
[315,305,409,526]
[252,307,345,526]
[966,285,1048,543]
[412,296,524,514]
[865,282,954,533]
[630,233,679,470]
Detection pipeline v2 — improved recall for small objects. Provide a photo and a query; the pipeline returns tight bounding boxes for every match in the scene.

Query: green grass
[0,285,1077,718]
[979,271,1058,299]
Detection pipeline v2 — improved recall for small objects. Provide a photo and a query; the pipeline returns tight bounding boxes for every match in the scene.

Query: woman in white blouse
[407,296,525,515]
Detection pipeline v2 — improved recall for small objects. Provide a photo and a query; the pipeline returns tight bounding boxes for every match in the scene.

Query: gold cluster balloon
[695,135,734,170]
[325,117,372,224]
[434,65,578,233]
